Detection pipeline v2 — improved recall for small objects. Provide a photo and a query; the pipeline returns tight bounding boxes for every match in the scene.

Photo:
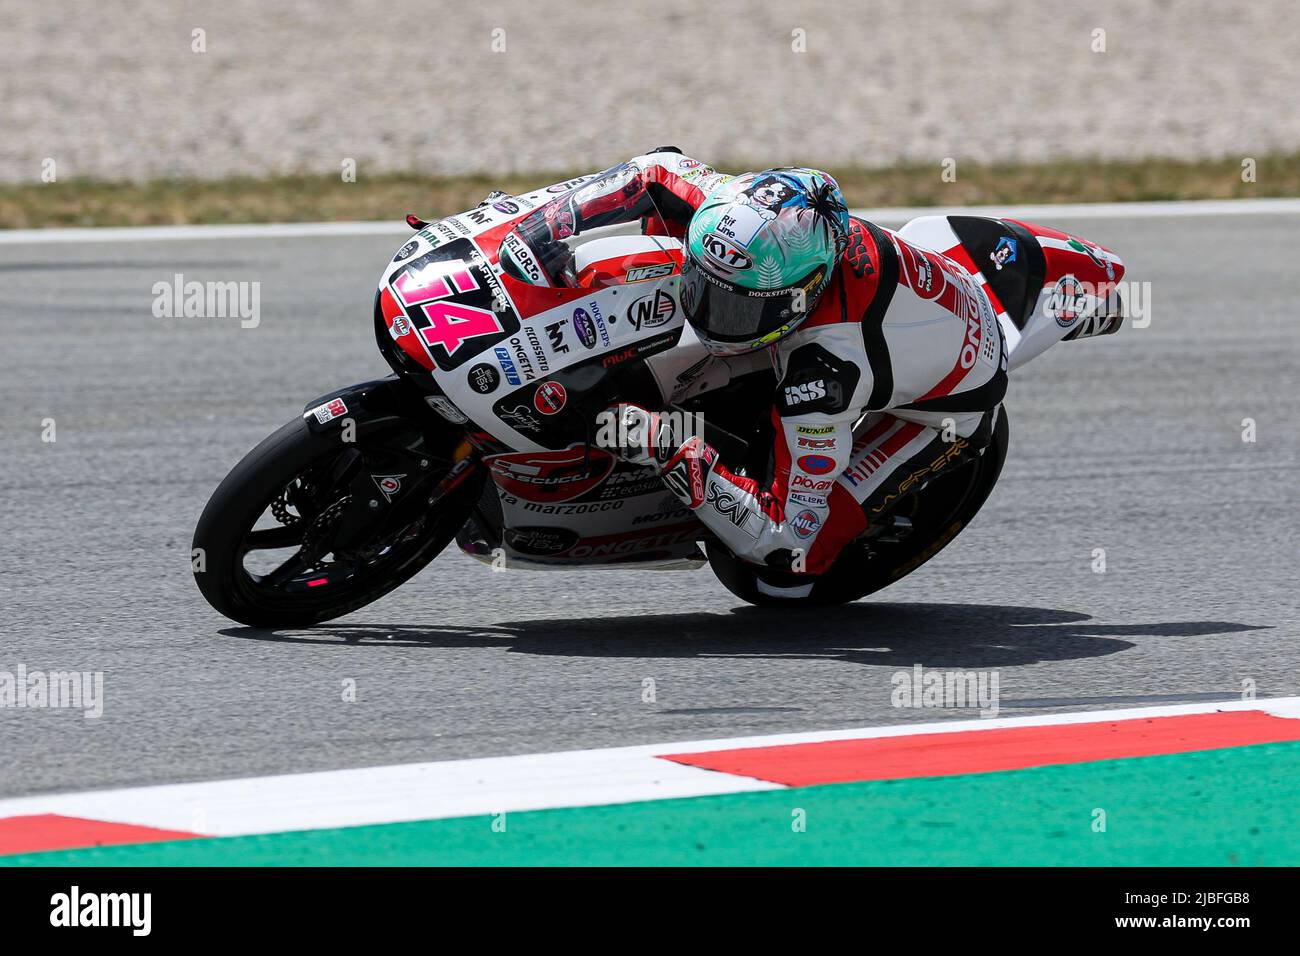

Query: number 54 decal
[388,239,517,370]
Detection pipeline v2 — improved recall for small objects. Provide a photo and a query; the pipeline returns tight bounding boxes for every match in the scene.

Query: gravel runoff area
[3,0,1297,183]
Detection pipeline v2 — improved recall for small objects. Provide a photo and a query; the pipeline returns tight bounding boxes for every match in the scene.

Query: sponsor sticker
[1046,275,1088,328]
[626,289,677,330]
[372,474,406,501]
[544,320,570,355]
[468,363,501,394]
[701,233,753,270]
[587,302,612,347]
[792,474,833,492]
[490,446,615,504]
[498,404,543,433]
[797,454,836,475]
[546,176,593,194]
[989,236,1017,271]
[308,398,348,424]
[572,309,598,348]
[1068,237,1116,279]
[425,394,468,424]
[713,206,766,248]
[626,263,675,283]
[797,436,836,450]
[502,233,543,283]
[790,509,821,538]
[704,483,759,537]
[534,381,567,415]
[505,526,580,557]
[494,346,522,386]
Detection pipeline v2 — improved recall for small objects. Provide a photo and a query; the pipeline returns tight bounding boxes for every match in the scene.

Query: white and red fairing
[374,159,716,569]
[894,216,1126,369]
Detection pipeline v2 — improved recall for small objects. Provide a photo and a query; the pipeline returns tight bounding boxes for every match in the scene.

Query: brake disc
[270,477,322,527]
[298,495,352,570]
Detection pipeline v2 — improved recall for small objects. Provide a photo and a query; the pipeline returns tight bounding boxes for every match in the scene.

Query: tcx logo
[783,380,826,405]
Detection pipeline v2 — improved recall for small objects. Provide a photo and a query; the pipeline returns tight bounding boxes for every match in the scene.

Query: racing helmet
[682,168,849,356]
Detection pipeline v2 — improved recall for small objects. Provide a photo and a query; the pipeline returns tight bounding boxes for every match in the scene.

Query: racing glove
[607,403,717,509]
[510,210,576,287]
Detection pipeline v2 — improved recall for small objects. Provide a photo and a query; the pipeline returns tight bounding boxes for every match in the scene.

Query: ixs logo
[701,233,753,270]
[50,886,151,936]
[152,274,260,328]
[783,380,827,406]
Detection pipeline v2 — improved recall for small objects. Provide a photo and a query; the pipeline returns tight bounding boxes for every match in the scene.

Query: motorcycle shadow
[220,602,1270,670]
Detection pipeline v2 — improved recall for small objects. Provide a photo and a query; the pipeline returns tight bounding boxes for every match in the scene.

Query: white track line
[1,697,1296,839]
[0,220,410,245]
[1,198,1297,245]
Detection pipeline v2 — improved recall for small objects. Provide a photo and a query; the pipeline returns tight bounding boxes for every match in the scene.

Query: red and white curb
[2,696,1298,855]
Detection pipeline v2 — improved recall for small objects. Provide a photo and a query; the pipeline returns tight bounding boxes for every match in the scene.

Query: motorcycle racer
[507,149,1009,598]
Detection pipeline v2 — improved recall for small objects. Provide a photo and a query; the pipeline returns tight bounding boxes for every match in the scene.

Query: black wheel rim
[228,437,460,616]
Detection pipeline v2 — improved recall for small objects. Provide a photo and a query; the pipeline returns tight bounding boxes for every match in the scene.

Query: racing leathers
[535,151,1008,587]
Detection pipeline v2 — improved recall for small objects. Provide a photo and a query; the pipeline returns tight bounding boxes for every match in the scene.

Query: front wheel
[707,408,1009,606]
[192,416,482,628]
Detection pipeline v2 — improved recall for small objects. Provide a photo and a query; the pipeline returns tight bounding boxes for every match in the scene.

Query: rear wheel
[192,416,482,627]
[707,409,1009,606]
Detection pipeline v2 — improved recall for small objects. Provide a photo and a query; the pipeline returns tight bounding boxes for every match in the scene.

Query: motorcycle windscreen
[503,163,680,289]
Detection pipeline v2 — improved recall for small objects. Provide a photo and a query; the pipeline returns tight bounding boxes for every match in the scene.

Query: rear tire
[193,416,481,628]
[708,409,1009,606]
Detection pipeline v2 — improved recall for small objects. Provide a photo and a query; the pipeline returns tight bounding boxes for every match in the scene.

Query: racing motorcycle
[193,165,1125,626]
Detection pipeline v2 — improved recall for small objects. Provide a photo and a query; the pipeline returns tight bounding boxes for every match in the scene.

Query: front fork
[299,376,476,555]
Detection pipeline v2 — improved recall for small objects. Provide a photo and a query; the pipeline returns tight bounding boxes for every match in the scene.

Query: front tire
[193,416,481,628]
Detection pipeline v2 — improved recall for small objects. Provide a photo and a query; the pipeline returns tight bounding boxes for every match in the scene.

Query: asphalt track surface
[3,208,1298,798]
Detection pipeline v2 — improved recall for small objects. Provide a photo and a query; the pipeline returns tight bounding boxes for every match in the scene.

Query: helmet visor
[681,255,801,345]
